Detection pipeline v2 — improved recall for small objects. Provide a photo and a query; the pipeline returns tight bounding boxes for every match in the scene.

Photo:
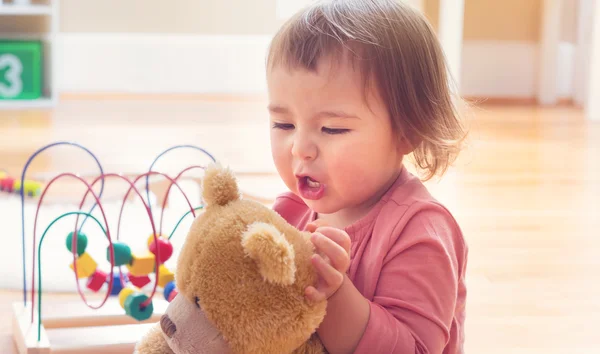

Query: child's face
[267,55,407,221]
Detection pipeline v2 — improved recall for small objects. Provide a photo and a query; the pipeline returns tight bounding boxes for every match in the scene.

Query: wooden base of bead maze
[12,297,169,354]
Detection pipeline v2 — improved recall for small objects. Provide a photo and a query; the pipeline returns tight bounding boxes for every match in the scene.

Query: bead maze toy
[11,141,221,354]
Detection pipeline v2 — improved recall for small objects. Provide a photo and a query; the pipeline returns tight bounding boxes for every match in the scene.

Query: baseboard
[59,92,576,107]
[463,97,576,106]
[60,92,268,102]
[460,40,575,99]
[57,34,576,99]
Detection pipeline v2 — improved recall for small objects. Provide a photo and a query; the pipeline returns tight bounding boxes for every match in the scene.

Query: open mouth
[297,176,325,200]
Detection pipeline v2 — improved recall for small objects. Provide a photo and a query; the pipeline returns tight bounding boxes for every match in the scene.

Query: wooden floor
[1,96,599,353]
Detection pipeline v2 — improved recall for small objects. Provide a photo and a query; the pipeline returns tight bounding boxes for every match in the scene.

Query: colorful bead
[109,272,129,295]
[126,252,156,276]
[0,176,15,192]
[86,269,108,292]
[163,281,176,301]
[22,180,42,196]
[0,174,42,196]
[69,252,97,278]
[107,242,132,266]
[118,287,136,309]
[129,273,151,288]
[149,238,174,264]
[66,231,88,257]
[167,288,178,302]
[124,293,154,321]
[157,265,174,288]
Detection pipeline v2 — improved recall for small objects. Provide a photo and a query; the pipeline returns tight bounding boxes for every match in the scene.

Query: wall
[424,0,577,100]
[561,0,579,43]
[44,0,579,99]
[55,0,282,94]
[59,0,280,35]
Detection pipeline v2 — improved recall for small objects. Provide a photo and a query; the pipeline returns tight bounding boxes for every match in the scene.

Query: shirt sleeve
[353,207,466,354]
[271,192,310,227]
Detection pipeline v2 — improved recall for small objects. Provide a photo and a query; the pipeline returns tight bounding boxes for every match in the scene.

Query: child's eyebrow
[267,104,288,114]
[268,105,360,120]
[315,110,361,120]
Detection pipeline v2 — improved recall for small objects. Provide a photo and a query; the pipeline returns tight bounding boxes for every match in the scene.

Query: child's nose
[291,135,318,161]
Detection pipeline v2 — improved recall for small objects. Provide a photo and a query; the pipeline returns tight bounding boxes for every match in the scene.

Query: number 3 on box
[0,54,23,98]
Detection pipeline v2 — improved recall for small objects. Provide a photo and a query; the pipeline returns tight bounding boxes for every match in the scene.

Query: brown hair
[266,0,468,180]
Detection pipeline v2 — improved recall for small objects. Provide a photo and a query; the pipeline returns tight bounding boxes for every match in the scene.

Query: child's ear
[397,133,418,155]
[241,222,296,285]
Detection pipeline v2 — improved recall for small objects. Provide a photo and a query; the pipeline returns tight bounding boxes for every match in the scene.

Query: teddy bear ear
[241,222,296,285]
[201,162,240,206]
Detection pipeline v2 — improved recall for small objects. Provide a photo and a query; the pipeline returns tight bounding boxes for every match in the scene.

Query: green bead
[66,232,87,257]
[107,242,132,266]
[124,292,154,321]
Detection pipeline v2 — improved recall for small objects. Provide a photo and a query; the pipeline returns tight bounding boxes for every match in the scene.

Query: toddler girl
[267,0,468,353]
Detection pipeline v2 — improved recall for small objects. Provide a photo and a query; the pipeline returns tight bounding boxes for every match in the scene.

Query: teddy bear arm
[291,333,327,354]
[134,323,174,354]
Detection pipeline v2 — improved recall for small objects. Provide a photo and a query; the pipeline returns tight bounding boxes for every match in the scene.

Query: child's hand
[305,221,351,302]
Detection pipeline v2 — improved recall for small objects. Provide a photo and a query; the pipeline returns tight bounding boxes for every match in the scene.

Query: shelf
[0,3,52,16]
[0,97,56,109]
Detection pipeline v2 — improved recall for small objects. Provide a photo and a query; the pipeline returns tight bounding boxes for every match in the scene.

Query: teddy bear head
[172,163,326,354]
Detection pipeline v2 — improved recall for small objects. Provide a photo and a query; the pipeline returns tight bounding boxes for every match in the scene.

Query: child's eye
[272,122,295,130]
[322,127,350,135]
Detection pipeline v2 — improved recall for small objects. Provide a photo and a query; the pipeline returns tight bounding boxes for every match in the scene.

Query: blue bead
[108,272,129,296]
[164,281,176,301]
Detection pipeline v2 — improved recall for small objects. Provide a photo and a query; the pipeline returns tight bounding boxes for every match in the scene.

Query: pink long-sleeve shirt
[272,166,468,354]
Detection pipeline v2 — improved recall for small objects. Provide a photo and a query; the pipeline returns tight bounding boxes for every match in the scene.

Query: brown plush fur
[136,163,327,354]
[135,324,174,354]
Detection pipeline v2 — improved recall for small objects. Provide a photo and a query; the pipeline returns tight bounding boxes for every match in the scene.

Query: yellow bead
[126,252,156,276]
[147,234,167,247]
[23,180,42,196]
[118,287,137,309]
[69,252,97,278]
[157,265,174,288]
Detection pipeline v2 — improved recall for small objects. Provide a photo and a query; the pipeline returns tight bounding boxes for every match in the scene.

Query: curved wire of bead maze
[13,142,216,353]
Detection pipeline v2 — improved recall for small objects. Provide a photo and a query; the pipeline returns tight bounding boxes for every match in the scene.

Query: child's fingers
[311,254,344,292]
[314,226,351,254]
[306,219,329,233]
[311,233,350,272]
[306,223,318,233]
[305,285,326,302]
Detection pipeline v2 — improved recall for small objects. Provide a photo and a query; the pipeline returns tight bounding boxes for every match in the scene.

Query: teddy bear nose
[160,314,177,338]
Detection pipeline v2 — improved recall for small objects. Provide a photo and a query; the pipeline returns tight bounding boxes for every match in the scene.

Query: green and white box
[0,40,43,100]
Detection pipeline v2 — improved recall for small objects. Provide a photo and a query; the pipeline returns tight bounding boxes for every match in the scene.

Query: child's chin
[303,198,340,215]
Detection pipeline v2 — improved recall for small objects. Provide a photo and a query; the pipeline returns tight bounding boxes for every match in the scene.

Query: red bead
[167,288,178,302]
[129,274,151,288]
[86,269,108,292]
[149,238,173,264]
[0,176,15,192]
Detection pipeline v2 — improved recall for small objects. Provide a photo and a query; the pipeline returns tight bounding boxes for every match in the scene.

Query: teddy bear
[134,163,327,354]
